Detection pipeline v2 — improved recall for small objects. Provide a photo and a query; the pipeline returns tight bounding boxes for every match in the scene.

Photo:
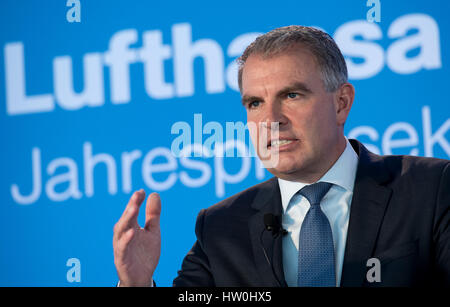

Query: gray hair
[237,25,348,92]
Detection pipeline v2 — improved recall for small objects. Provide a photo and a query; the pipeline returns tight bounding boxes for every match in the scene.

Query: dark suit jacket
[172,139,450,287]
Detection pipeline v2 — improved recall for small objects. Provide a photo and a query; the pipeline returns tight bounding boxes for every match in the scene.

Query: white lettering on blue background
[4,14,442,115]
[9,105,449,205]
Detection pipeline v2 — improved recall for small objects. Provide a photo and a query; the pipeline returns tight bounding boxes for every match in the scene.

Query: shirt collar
[278,138,359,213]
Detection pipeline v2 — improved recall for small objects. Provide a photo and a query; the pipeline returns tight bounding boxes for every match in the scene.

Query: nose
[262,100,288,130]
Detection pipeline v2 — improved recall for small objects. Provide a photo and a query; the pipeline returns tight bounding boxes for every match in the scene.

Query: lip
[267,138,299,152]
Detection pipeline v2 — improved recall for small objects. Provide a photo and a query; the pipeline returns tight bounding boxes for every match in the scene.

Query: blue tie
[297,182,336,287]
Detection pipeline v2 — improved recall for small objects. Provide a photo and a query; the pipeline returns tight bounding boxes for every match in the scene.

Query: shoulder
[200,177,278,218]
[350,139,449,182]
[192,177,278,239]
[381,154,449,181]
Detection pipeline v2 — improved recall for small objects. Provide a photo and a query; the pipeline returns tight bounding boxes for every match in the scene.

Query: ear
[334,83,355,126]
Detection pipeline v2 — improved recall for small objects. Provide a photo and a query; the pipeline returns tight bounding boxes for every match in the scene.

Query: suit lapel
[340,140,393,286]
[248,177,287,287]
[247,140,392,287]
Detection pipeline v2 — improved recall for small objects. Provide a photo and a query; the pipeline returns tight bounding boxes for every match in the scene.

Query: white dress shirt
[278,138,359,287]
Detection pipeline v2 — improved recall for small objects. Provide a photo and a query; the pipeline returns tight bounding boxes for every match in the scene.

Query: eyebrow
[241,82,313,106]
[241,95,260,106]
[276,82,313,97]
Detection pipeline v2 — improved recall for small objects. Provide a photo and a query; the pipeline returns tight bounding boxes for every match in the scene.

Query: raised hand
[113,190,161,287]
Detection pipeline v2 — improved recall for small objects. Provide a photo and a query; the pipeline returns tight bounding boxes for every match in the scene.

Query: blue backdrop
[0,0,449,286]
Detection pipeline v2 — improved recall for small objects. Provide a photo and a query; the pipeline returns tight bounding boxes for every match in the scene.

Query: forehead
[241,48,322,94]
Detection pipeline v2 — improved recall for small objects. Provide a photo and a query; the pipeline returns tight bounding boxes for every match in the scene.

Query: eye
[287,92,299,99]
[248,101,261,109]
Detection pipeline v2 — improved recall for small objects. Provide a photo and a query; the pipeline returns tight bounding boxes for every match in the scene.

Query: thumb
[144,192,161,231]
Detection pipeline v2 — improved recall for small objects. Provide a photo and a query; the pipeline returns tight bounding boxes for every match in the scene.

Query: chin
[267,161,302,178]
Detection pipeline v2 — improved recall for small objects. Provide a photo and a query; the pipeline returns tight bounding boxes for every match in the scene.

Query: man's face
[241,47,349,182]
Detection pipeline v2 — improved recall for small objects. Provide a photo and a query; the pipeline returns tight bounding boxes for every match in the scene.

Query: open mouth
[267,138,298,150]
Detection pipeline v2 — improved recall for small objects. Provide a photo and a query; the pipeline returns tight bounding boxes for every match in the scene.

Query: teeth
[271,139,293,147]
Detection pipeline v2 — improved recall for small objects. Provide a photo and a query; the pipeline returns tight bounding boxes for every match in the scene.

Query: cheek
[246,112,252,122]
[246,110,259,123]
[290,104,334,141]
[310,109,340,148]
[246,113,266,135]
[246,119,262,146]
[287,106,316,134]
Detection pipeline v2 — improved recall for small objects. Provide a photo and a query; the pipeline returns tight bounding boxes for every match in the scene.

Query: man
[113,26,450,287]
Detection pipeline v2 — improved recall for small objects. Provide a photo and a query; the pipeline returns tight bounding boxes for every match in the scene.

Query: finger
[123,189,146,218]
[144,192,161,231]
[114,190,146,239]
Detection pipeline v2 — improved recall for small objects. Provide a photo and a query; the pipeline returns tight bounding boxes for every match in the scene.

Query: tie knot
[298,182,332,206]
